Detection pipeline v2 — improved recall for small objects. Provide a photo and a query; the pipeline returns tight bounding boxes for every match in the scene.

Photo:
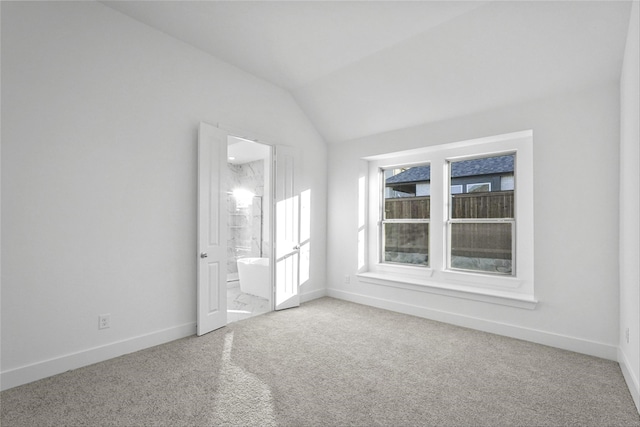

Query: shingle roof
[386,155,513,185]
[386,165,431,184]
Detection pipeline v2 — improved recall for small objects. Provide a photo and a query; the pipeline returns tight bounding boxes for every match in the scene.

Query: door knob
[200,252,208,258]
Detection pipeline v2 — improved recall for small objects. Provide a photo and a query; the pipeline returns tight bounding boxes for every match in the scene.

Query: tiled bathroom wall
[227,159,267,277]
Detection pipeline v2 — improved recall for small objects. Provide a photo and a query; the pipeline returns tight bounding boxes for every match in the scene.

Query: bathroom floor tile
[227,281,271,324]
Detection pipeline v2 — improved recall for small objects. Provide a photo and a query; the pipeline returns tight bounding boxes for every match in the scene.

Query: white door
[197,123,228,335]
[274,145,300,310]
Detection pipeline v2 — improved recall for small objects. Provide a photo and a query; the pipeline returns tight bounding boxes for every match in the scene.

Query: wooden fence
[385,191,513,219]
[385,196,431,219]
[450,191,514,219]
[384,191,514,260]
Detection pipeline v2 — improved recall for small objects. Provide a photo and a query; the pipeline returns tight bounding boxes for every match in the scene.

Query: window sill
[356,271,537,309]
[440,269,524,289]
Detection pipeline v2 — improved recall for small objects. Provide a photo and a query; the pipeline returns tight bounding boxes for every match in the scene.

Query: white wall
[1,1,327,389]
[327,81,621,360]
[619,0,640,411]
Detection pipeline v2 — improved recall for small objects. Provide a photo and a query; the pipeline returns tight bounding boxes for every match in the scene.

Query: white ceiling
[102,1,632,144]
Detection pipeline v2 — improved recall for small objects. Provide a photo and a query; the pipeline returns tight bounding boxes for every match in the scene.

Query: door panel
[197,122,228,335]
[274,145,300,310]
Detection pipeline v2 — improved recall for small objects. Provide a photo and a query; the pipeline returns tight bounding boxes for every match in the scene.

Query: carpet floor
[2,297,639,426]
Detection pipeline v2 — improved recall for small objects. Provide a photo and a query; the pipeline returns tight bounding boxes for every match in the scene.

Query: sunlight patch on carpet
[212,331,277,426]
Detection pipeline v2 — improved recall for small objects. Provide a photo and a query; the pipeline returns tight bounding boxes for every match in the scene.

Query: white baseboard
[619,347,640,412]
[327,288,618,361]
[1,322,196,391]
[301,287,327,303]
[2,290,326,392]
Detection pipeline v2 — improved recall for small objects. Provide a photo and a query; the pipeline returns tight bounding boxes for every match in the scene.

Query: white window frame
[358,130,536,309]
[380,164,431,268]
[447,159,511,276]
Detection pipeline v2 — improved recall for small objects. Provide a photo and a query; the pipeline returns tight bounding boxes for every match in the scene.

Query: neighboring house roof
[386,165,431,184]
[386,155,514,185]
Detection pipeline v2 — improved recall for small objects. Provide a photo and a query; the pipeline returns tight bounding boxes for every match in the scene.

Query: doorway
[225,136,273,323]
[197,123,300,336]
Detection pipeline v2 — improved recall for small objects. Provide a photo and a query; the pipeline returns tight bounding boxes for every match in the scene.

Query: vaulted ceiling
[102,1,632,144]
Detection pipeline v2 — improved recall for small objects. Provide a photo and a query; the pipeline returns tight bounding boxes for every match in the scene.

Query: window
[466,182,491,193]
[450,185,463,194]
[382,165,430,266]
[500,175,514,191]
[361,130,535,307]
[448,155,514,275]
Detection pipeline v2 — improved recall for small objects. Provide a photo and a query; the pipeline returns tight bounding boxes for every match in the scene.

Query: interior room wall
[619,0,640,410]
[327,81,621,360]
[1,1,327,389]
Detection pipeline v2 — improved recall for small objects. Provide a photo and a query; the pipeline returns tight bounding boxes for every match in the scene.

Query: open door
[274,145,300,310]
[197,123,228,335]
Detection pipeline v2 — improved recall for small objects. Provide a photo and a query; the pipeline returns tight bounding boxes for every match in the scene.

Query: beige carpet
[2,297,639,426]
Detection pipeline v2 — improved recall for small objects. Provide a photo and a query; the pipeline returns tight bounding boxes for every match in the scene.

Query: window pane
[450,154,514,219]
[384,165,430,219]
[384,223,429,266]
[450,223,512,274]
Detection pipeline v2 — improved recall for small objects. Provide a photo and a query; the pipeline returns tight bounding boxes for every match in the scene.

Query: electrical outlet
[625,328,630,344]
[344,275,350,284]
[99,314,111,330]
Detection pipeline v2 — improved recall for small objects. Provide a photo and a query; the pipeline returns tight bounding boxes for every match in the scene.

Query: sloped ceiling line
[101,1,633,144]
